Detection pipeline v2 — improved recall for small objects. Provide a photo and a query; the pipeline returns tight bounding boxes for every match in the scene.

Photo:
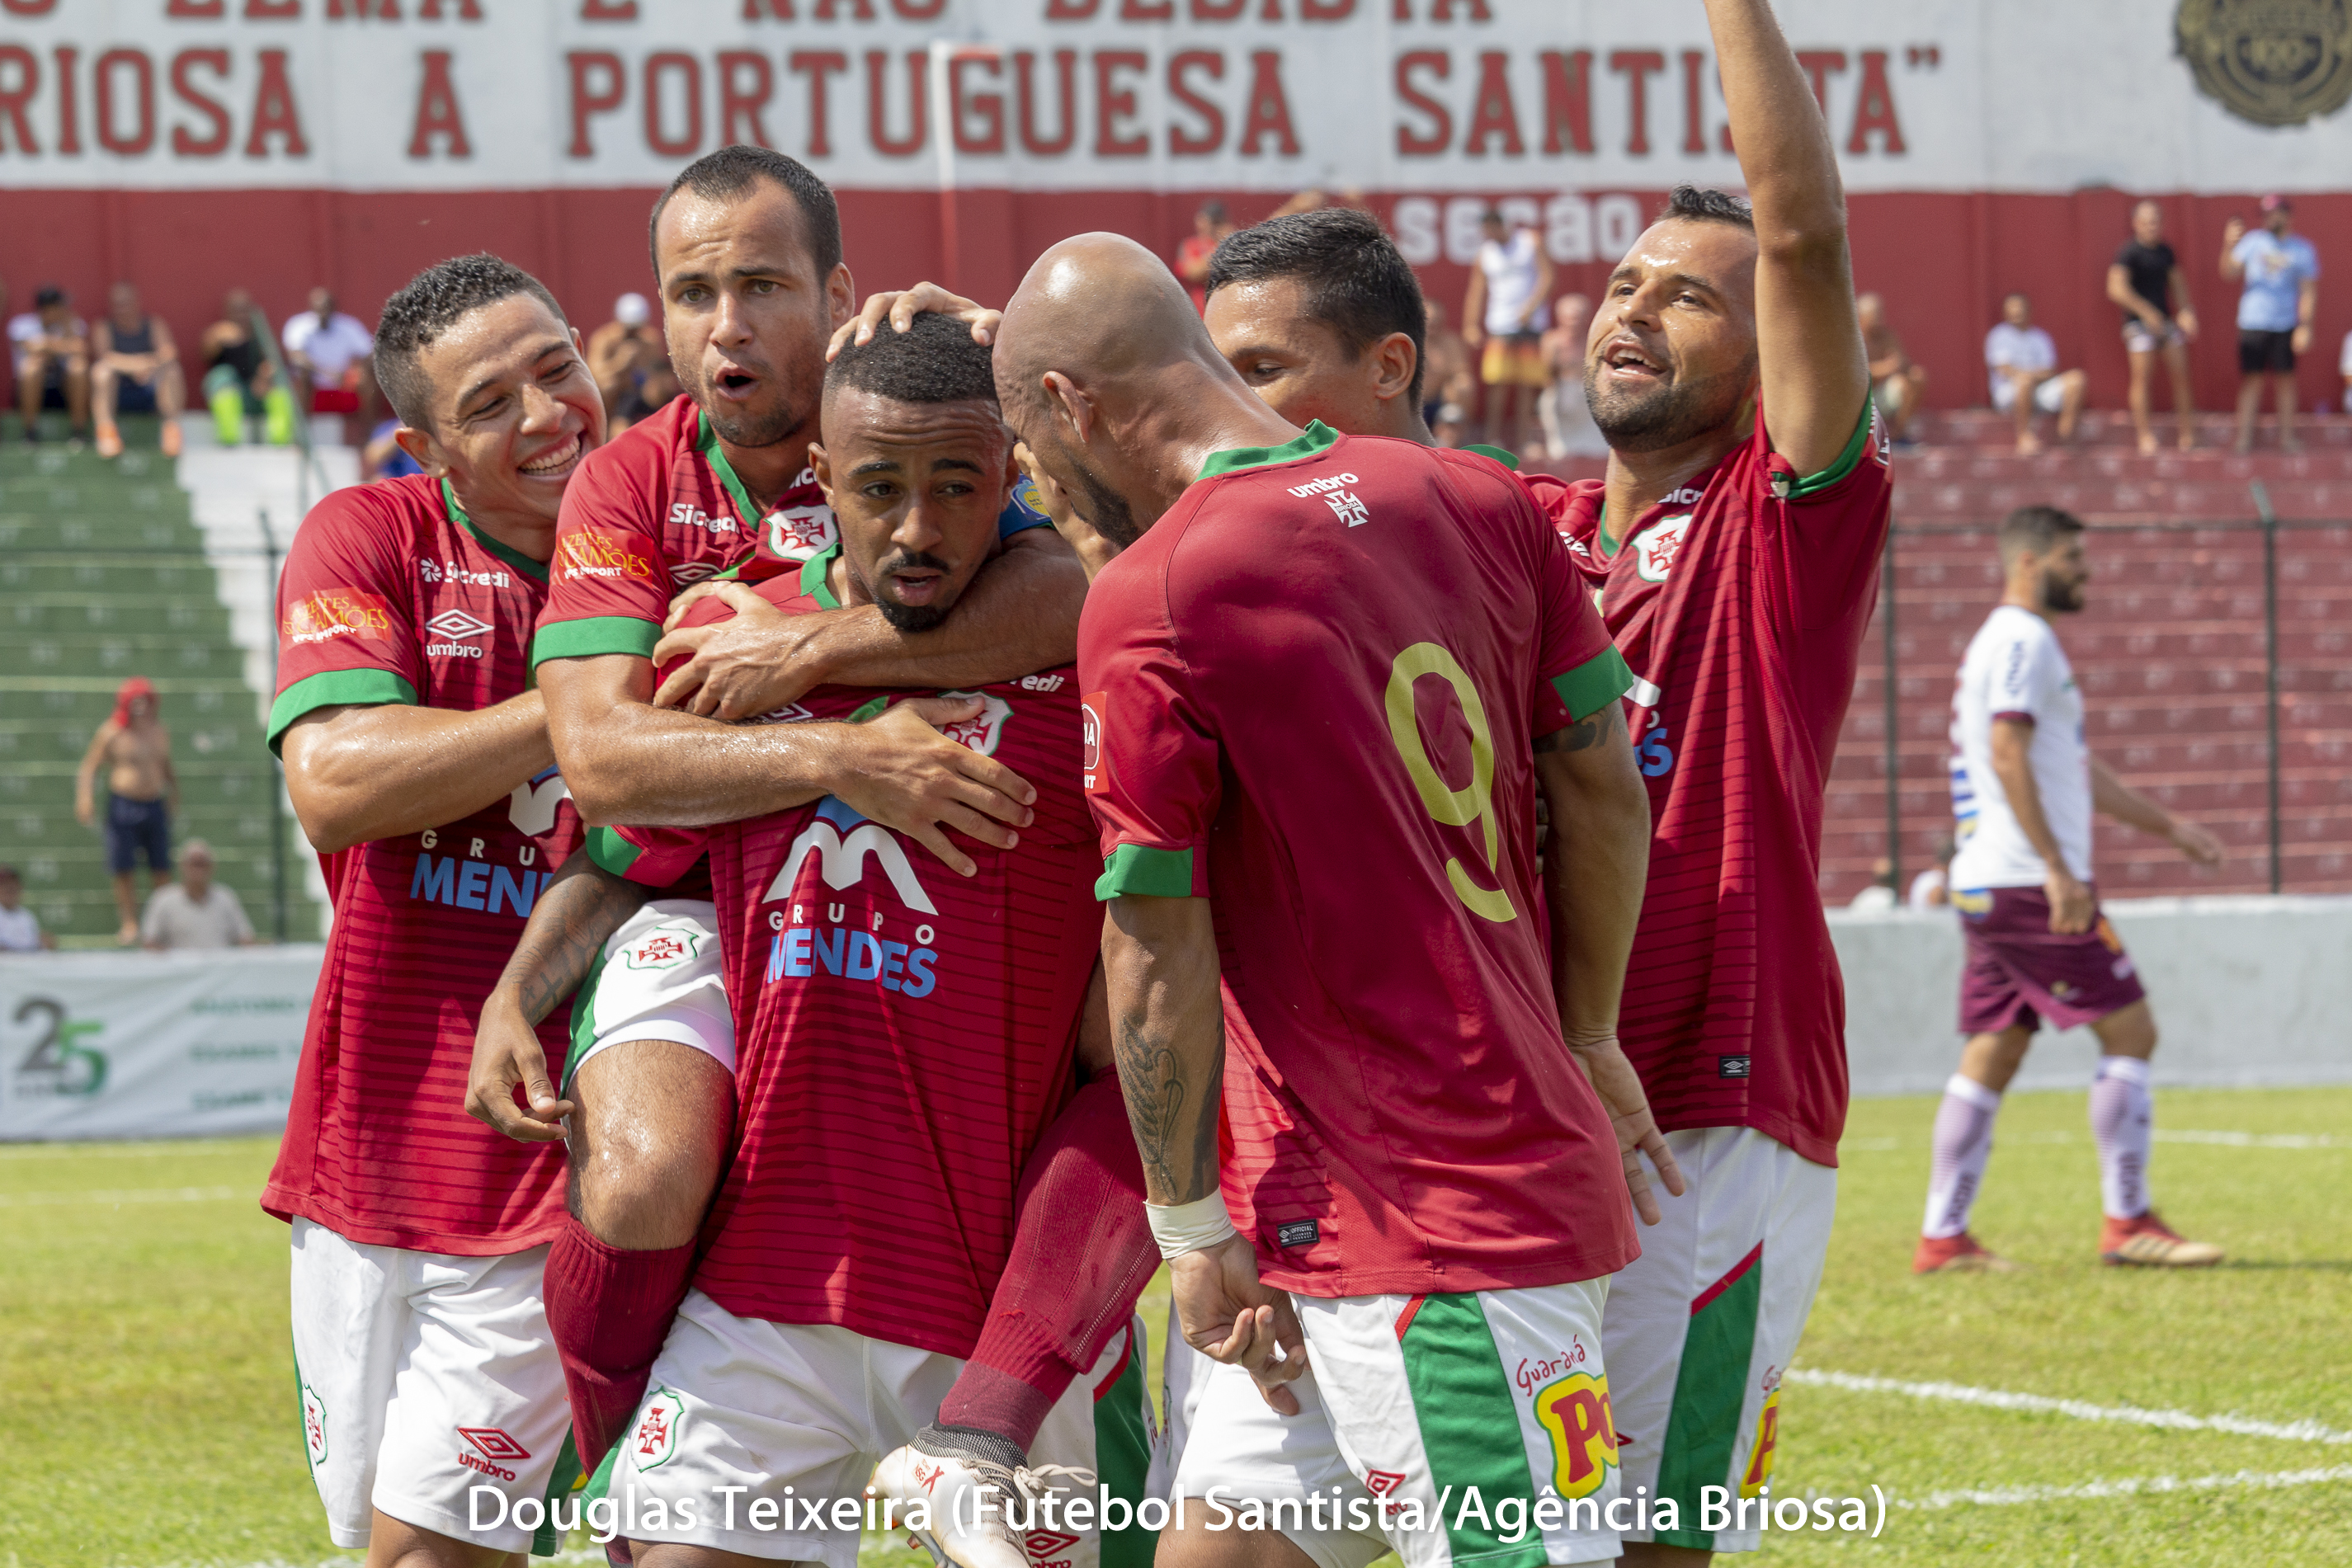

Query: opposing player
[267,253,603,1566]
[577,315,1153,1566]
[1921,506,2224,1271]
[997,232,1663,1568]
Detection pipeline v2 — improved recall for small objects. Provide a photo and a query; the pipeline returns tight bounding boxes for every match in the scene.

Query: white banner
[1,0,2350,194]
[0,946,320,1141]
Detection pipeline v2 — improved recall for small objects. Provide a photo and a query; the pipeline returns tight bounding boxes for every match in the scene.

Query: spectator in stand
[0,864,56,953]
[1859,292,1928,446]
[2109,200,2199,455]
[141,839,257,951]
[586,292,676,435]
[1173,200,1233,314]
[1849,857,1899,911]
[1986,293,2086,454]
[74,676,177,946]
[10,285,91,444]
[1419,298,1472,442]
[1537,291,1608,459]
[1910,835,1957,911]
[282,287,375,442]
[2221,195,2320,454]
[1461,205,1553,458]
[91,283,186,459]
[199,289,293,446]
[2340,325,2352,412]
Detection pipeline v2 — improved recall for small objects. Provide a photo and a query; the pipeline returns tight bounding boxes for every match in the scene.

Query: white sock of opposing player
[1922,1073,2003,1238]
[2090,1055,2154,1220]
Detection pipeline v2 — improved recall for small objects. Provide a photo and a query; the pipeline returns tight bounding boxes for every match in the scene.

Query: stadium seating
[0,416,323,944]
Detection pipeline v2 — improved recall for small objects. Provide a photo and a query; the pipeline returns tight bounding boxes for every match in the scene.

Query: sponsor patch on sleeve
[282,587,393,647]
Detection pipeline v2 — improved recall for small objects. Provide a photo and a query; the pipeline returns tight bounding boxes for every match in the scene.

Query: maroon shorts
[1955,884,2147,1034]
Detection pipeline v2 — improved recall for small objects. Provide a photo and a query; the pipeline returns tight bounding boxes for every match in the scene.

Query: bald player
[996,233,1668,1568]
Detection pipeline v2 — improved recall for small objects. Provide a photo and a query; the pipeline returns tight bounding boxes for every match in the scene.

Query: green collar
[441,478,548,582]
[1459,442,1521,471]
[698,408,772,533]
[1197,420,1341,481]
[799,539,843,610]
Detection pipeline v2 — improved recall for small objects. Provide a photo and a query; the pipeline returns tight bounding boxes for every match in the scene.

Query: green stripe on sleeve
[266,668,417,755]
[1784,402,1874,498]
[1399,1294,1549,1568]
[530,615,661,668]
[1652,1255,1766,1551]
[1094,844,1195,900]
[584,826,643,878]
[1548,646,1636,723]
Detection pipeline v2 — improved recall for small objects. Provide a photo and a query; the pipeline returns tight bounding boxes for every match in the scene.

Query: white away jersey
[1949,605,2091,888]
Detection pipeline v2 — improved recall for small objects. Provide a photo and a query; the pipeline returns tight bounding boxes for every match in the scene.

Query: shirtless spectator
[1174,200,1233,313]
[10,285,91,444]
[75,677,177,946]
[1986,292,2086,454]
[141,839,258,951]
[200,289,290,446]
[282,287,376,441]
[1462,206,1554,456]
[92,283,186,459]
[586,291,674,434]
[2109,201,2199,454]
[1859,291,1928,445]
[1537,291,1607,457]
[1419,298,1473,443]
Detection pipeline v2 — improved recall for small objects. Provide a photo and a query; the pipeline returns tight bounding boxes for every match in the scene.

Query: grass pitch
[2,1088,2345,1568]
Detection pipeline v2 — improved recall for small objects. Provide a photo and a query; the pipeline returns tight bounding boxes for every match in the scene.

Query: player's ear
[827,263,857,332]
[393,424,441,477]
[1040,371,1095,445]
[808,440,835,504]
[1371,331,1418,404]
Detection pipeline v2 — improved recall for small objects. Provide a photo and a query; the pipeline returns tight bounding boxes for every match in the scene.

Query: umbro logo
[424,608,493,641]
[458,1426,530,1462]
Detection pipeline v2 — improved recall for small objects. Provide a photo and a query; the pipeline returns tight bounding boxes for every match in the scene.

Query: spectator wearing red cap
[2221,194,2320,453]
[74,676,177,945]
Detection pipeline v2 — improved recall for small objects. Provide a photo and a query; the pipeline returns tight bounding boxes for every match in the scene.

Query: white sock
[1922,1073,2004,1239]
[2090,1055,2153,1220]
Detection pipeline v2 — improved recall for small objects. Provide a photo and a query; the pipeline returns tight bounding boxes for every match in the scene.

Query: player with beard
[267,254,603,1567]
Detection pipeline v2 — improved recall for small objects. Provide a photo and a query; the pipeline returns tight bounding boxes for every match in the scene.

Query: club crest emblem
[2177,0,2352,126]
[1631,513,1694,585]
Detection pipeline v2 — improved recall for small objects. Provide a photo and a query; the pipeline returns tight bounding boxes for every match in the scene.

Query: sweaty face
[410,293,605,528]
[1206,277,1390,435]
[1586,219,1760,454]
[813,388,1015,633]
[657,183,852,454]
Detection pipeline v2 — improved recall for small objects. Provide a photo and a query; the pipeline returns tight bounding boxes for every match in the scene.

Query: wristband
[1145,1192,1240,1260]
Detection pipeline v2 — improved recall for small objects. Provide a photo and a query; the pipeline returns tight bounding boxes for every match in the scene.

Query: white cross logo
[1326,490,1369,527]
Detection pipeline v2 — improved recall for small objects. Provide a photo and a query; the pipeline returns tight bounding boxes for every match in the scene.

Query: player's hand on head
[832,696,1039,879]
[827,283,1002,363]
[1171,1235,1308,1416]
[651,583,812,721]
[464,994,573,1142]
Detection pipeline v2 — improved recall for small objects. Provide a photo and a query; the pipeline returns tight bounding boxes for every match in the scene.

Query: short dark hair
[375,254,566,429]
[1205,208,1430,403]
[2000,505,2086,563]
[825,311,997,408]
[648,145,841,284]
[1661,185,1756,231]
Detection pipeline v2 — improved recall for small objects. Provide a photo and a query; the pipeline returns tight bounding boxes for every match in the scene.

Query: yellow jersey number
[1383,642,1516,925]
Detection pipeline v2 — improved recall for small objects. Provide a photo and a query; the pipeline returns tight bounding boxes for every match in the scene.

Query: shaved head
[996,233,1299,553]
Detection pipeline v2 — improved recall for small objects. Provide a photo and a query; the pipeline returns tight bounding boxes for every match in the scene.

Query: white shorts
[1166,1279,1619,1568]
[1989,373,2068,415]
[288,1217,573,1554]
[604,1290,1158,1566]
[564,898,734,1085]
[1602,1126,1836,1555]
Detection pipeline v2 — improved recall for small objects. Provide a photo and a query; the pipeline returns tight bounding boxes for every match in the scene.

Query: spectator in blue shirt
[2221,194,2320,453]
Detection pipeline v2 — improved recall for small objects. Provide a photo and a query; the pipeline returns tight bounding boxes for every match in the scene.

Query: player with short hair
[1921,506,2224,1273]
[566,313,1153,1566]
[267,251,604,1566]
[996,229,1662,1568]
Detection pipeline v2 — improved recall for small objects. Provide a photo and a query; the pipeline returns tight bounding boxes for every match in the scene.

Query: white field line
[0,1137,271,1160]
[1902,1463,2352,1510]
[0,1184,244,1208]
[1842,1129,2345,1152]
[1788,1368,2352,1445]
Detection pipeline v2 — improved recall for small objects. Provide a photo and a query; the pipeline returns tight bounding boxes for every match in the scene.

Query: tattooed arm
[1535,708,1682,1223]
[1101,895,1307,1412]
[464,849,653,1142]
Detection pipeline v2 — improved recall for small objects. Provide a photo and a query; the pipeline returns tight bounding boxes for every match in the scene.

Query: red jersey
[591,549,1099,1357]
[1550,409,1892,1166]
[262,475,582,1255]
[1079,424,1639,1298]
[531,393,1048,667]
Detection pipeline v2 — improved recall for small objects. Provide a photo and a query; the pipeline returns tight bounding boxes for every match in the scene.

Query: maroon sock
[939,1075,1156,1453]
[542,1216,698,1476]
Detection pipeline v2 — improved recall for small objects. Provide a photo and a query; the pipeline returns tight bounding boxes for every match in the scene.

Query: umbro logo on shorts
[1364,1469,1406,1497]
[459,1426,531,1462]
[1718,1055,1753,1079]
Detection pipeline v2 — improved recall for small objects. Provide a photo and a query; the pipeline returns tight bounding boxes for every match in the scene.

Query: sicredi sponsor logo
[667,501,739,534]
[420,559,510,588]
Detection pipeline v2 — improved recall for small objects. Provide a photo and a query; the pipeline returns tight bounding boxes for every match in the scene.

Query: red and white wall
[5,0,2352,415]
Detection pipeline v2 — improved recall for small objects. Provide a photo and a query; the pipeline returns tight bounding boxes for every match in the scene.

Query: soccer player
[995,230,1664,1568]
[579,313,1154,1566]
[1921,506,2224,1272]
[266,252,606,1566]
